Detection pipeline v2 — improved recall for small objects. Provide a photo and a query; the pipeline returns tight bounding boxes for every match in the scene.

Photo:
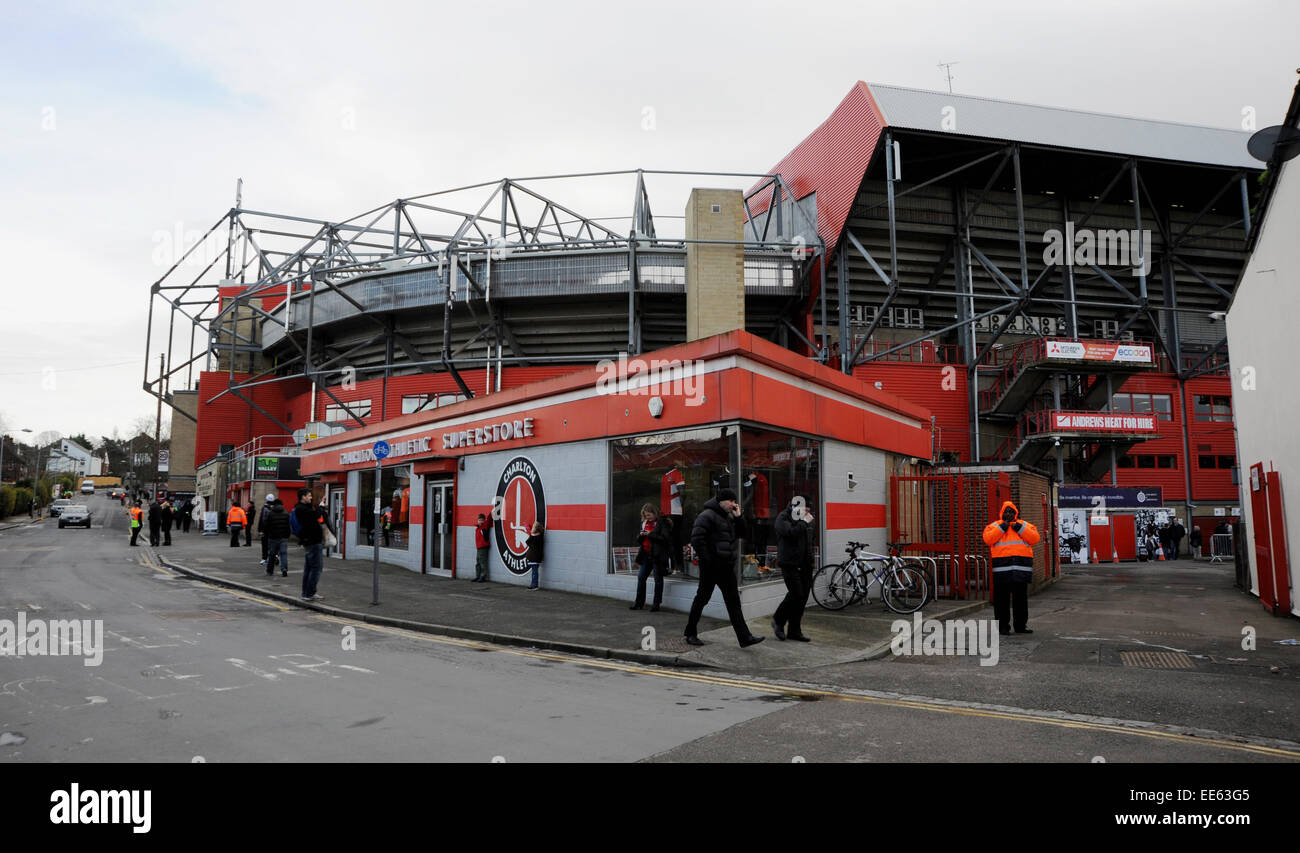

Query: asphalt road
[2,491,1298,763]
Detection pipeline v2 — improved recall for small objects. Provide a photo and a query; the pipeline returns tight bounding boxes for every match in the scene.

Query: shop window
[611,427,735,579]
[358,463,411,550]
[740,428,821,581]
[1153,395,1172,421]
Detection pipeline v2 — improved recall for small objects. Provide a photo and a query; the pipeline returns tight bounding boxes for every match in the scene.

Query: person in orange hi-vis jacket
[982,500,1040,636]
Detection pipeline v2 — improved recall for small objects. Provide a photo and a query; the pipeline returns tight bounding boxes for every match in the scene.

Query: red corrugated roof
[749,82,886,252]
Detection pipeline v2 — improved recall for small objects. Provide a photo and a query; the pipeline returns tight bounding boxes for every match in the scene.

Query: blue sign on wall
[373,441,391,460]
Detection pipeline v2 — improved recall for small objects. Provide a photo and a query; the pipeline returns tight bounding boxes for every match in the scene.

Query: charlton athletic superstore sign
[494,456,546,576]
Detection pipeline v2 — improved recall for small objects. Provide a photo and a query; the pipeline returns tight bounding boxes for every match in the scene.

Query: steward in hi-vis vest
[128,503,144,547]
[982,500,1039,636]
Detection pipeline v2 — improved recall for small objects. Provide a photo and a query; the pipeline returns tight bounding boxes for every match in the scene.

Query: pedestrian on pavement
[630,504,673,611]
[1170,520,1186,560]
[525,521,545,590]
[771,497,815,642]
[1189,524,1203,559]
[263,498,292,577]
[128,500,144,546]
[983,500,1040,635]
[381,505,393,547]
[180,498,192,533]
[473,513,492,582]
[147,498,163,547]
[684,488,764,648]
[160,499,173,546]
[258,494,275,566]
[243,501,254,546]
[295,488,336,600]
[226,502,248,548]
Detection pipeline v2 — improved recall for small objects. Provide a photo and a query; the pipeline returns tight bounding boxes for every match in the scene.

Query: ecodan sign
[335,417,537,465]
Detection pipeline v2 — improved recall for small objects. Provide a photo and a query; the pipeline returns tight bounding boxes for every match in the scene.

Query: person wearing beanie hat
[258,493,277,565]
[684,488,764,648]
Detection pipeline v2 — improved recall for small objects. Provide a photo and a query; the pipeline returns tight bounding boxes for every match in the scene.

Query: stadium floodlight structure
[143,169,824,432]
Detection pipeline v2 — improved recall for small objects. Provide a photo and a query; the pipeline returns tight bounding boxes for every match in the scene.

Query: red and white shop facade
[298,330,933,619]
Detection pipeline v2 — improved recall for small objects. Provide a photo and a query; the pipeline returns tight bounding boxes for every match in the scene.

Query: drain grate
[1137,631,1199,639]
[1120,650,1195,669]
[654,637,690,654]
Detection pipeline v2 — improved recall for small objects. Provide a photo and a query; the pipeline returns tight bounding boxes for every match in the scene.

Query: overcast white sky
[0,0,1296,445]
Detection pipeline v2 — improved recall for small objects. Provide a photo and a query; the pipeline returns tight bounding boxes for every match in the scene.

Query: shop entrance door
[327,487,344,559]
[425,480,454,575]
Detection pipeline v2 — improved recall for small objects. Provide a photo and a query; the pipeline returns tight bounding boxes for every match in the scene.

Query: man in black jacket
[257,494,275,566]
[147,498,162,547]
[772,497,815,642]
[263,499,292,577]
[684,489,764,648]
[294,489,335,600]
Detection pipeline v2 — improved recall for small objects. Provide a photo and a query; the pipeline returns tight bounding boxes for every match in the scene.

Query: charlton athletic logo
[494,456,546,575]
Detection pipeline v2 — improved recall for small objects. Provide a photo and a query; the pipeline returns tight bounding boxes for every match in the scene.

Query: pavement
[139,523,989,675]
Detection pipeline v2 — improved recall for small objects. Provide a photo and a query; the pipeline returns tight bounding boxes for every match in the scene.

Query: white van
[80,479,95,495]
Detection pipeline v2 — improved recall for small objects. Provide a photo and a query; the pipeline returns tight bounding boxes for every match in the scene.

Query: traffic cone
[1111,547,1119,563]
[1090,550,1098,565]
[1156,544,1165,561]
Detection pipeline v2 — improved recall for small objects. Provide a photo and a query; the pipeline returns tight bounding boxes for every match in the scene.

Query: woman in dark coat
[630,503,673,611]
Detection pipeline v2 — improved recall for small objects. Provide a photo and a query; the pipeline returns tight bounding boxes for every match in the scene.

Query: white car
[80,479,96,495]
[58,505,91,529]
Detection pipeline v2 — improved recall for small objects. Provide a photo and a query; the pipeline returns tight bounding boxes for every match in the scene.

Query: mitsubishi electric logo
[493,456,546,576]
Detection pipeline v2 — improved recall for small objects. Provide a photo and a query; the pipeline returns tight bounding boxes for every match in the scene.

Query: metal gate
[890,474,989,600]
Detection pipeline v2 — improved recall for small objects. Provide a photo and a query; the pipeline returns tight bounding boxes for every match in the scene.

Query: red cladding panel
[854,364,969,460]
[749,82,885,251]
[825,502,887,530]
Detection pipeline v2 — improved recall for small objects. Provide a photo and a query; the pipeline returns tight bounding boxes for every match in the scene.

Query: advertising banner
[1045,339,1152,363]
[1059,486,1163,509]
[1050,412,1157,432]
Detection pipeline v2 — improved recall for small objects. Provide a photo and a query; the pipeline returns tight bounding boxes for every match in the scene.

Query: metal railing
[231,435,300,459]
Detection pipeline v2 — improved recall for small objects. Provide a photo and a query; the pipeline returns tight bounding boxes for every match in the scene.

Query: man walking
[771,497,815,642]
[983,500,1040,635]
[257,494,275,566]
[1189,524,1203,559]
[295,488,335,601]
[684,488,764,648]
[263,498,292,577]
[180,498,193,533]
[147,497,162,547]
[160,498,173,546]
[473,513,492,582]
[243,500,255,546]
[226,502,248,548]
[1169,519,1186,561]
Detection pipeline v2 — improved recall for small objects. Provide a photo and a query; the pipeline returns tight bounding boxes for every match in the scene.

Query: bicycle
[811,541,929,614]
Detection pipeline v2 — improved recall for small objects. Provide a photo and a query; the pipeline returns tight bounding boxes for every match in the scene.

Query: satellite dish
[1247,125,1300,163]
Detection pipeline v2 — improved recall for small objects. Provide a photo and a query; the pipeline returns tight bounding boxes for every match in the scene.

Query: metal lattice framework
[144,169,824,431]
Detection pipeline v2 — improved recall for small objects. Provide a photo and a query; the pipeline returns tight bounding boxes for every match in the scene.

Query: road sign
[373,441,390,460]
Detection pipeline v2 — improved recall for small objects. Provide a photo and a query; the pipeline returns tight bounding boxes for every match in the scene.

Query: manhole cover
[1120,650,1194,669]
[654,637,690,653]
[1137,631,1199,639]
[154,610,232,621]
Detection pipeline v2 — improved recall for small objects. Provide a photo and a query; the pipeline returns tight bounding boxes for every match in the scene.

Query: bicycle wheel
[882,566,929,614]
[811,563,846,610]
[900,558,935,604]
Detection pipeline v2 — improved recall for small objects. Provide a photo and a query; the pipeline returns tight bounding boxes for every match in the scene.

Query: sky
[0,0,1296,446]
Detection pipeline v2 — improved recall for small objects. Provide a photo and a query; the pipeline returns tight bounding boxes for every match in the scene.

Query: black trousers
[181,515,191,533]
[162,525,171,546]
[993,572,1029,631]
[685,560,750,642]
[261,535,269,560]
[230,523,243,547]
[773,564,813,635]
[130,525,141,545]
[149,523,160,546]
[244,522,252,546]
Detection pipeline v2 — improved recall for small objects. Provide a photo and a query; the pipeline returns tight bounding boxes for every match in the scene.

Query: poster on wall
[1058,509,1090,563]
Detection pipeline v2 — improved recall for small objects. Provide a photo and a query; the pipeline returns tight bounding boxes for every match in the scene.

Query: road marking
[25,604,41,611]
[75,602,92,611]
